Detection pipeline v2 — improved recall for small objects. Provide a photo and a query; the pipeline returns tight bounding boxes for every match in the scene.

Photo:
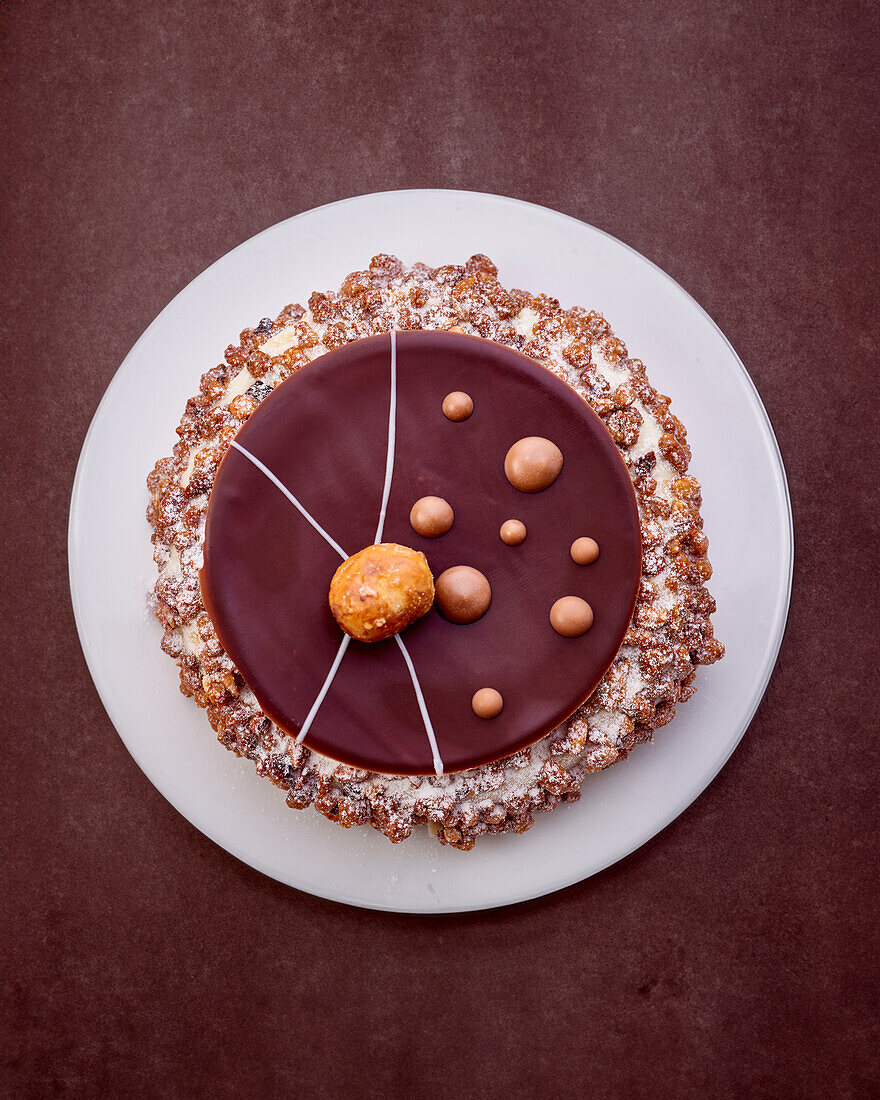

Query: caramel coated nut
[329,543,435,643]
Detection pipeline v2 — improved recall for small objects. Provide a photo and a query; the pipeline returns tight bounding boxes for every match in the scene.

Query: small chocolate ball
[329,543,434,643]
[500,519,527,546]
[549,596,594,638]
[435,565,492,624]
[571,537,600,565]
[442,391,474,422]
[504,436,564,492]
[472,688,504,719]
[410,496,454,538]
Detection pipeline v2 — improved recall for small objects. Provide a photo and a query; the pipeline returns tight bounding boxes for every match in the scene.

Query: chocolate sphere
[435,565,492,624]
[549,596,594,638]
[442,390,474,422]
[472,687,504,719]
[410,496,454,538]
[571,537,600,565]
[504,436,564,492]
[500,519,527,546]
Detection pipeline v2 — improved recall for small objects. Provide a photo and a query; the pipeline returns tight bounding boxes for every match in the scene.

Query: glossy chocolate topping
[200,330,641,776]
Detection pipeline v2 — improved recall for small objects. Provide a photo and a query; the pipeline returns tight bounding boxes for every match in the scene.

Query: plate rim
[68,188,794,913]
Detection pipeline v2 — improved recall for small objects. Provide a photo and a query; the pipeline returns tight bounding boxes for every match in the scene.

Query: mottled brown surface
[2,1,877,1096]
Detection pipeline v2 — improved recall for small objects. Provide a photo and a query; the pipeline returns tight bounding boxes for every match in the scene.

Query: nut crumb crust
[147,254,723,850]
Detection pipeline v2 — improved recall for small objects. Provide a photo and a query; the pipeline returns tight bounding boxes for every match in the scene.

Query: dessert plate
[68,190,793,913]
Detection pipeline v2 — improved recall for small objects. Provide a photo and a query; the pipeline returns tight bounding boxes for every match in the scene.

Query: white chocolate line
[230,440,348,561]
[370,330,443,775]
[395,635,443,776]
[373,330,397,544]
[296,634,351,743]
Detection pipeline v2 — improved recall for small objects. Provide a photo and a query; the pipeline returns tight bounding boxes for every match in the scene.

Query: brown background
[2,1,877,1096]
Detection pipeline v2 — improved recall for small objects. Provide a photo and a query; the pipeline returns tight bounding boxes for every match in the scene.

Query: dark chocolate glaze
[200,331,641,776]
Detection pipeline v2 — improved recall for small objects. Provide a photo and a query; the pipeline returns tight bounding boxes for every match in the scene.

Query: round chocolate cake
[200,331,641,776]
[147,254,723,849]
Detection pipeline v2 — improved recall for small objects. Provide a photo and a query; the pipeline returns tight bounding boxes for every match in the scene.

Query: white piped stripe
[372,332,443,773]
[230,440,348,561]
[296,635,351,743]
[395,635,443,776]
[374,330,397,544]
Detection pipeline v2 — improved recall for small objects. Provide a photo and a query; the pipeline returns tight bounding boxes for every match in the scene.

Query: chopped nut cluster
[147,254,723,850]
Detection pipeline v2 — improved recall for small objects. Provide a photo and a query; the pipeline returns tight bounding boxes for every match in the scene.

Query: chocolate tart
[199,331,641,776]
[147,254,723,850]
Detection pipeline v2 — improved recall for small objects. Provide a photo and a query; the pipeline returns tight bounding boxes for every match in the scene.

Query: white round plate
[69,190,793,913]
